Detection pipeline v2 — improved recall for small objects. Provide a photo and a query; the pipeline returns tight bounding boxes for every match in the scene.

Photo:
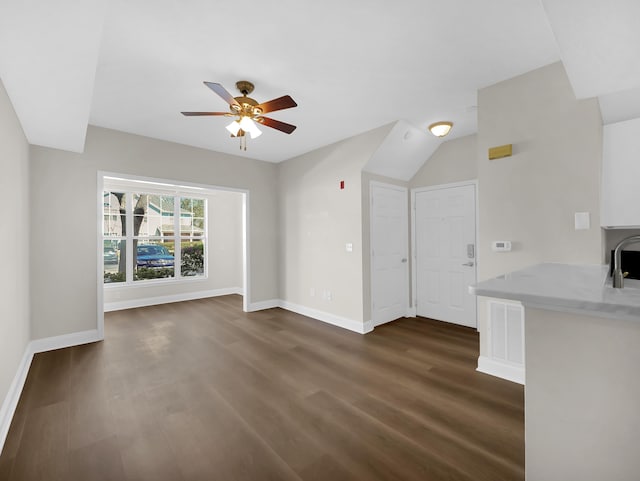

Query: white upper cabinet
[602,117,640,228]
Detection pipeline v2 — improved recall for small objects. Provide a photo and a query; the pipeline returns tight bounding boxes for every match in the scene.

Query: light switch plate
[574,212,590,230]
[345,243,353,252]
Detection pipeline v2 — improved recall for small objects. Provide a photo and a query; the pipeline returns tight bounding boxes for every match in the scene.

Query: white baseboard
[477,356,525,385]
[104,287,243,312]
[248,299,371,334]
[279,300,368,334]
[30,329,103,354]
[0,327,104,456]
[406,306,417,318]
[0,344,33,457]
[245,299,280,312]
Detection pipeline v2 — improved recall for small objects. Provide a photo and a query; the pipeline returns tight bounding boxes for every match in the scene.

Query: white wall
[29,126,278,339]
[409,134,477,189]
[103,189,243,306]
[477,62,602,355]
[208,190,243,288]
[278,125,391,326]
[477,62,602,279]
[0,77,30,417]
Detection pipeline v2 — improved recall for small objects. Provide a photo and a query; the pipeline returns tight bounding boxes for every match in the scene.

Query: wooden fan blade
[204,82,240,107]
[255,95,297,114]
[181,111,230,116]
[258,117,297,134]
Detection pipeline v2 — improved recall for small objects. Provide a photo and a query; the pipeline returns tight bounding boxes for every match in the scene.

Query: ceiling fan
[181,80,297,150]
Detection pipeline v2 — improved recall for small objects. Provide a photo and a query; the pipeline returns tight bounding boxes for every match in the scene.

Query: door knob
[401,258,408,263]
[462,262,474,267]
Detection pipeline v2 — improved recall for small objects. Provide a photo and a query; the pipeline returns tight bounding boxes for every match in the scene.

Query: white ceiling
[0,1,638,162]
[365,120,440,181]
[539,0,640,99]
[0,0,106,152]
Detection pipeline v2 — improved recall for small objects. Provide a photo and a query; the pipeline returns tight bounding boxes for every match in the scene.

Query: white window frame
[103,183,208,286]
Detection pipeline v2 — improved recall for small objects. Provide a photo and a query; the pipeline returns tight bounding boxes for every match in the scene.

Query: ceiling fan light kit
[428,121,453,137]
[225,120,241,136]
[238,115,262,138]
[182,80,297,151]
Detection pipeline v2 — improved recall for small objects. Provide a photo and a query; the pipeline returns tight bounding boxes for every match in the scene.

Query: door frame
[369,181,410,327]
[410,180,479,328]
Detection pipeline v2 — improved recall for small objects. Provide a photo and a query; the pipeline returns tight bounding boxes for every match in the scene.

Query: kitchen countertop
[470,263,640,321]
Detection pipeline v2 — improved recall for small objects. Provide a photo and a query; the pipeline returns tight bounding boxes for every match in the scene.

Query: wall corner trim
[477,355,525,385]
[0,328,103,456]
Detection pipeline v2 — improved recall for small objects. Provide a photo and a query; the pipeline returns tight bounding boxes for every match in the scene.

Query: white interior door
[370,183,409,326]
[414,183,477,328]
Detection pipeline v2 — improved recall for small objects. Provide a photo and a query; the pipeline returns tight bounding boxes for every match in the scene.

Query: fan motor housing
[234,96,258,107]
[232,95,260,116]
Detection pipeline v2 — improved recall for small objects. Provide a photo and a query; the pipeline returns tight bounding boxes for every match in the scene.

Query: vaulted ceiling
[0,0,638,162]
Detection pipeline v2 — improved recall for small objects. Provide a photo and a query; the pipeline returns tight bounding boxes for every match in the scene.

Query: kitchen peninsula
[471,263,640,481]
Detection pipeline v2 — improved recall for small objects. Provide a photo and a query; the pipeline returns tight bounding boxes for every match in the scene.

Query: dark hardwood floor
[0,295,524,480]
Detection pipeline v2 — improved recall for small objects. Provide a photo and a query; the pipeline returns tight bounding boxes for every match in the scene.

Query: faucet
[612,235,640,288]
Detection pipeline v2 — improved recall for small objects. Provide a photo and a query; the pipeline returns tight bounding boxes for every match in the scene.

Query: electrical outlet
[310,287,315,297]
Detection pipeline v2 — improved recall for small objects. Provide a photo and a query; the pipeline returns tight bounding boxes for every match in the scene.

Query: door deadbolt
[467,244,475,259]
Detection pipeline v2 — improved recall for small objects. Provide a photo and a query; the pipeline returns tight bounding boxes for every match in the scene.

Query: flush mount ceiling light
[428,121,453,137]
[182,80,297,151]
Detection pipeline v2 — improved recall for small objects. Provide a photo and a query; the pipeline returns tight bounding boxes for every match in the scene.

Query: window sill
[104,275,208,289]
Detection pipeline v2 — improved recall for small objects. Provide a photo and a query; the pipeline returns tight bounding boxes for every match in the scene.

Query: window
[180,197,205,277]
[103,188,207,285]
[103,192,126,283]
